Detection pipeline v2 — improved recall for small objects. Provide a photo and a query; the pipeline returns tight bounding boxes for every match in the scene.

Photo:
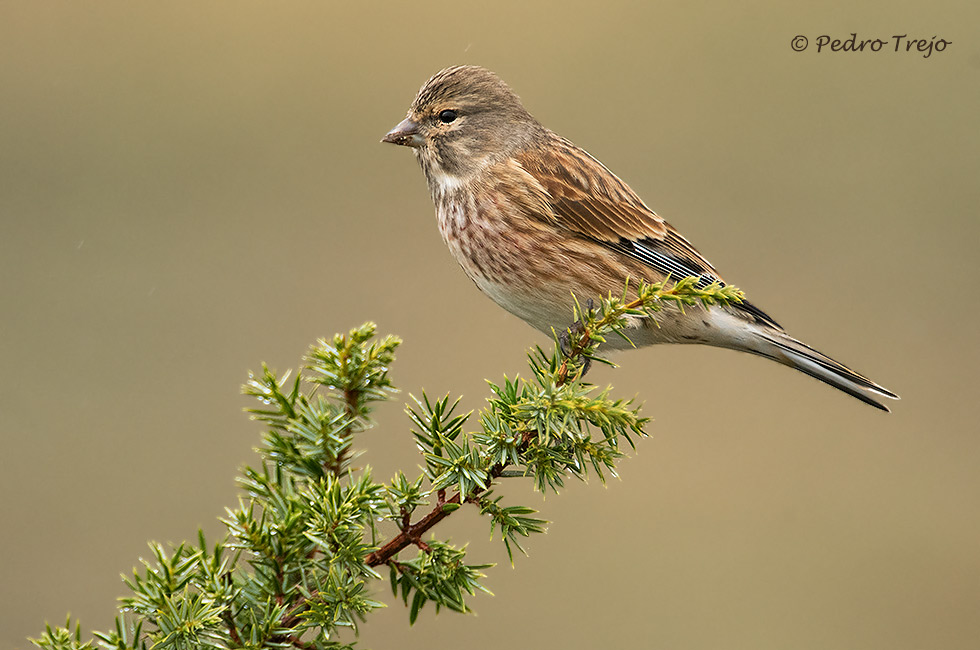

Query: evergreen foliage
[29,278,743,650]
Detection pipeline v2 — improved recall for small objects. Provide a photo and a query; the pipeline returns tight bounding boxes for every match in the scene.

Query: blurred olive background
[1,1,977,648]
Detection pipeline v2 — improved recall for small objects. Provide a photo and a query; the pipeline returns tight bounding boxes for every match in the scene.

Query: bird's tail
[751,329,900,412]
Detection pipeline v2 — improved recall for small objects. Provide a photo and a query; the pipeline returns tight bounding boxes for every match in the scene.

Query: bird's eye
[438,109,458,124]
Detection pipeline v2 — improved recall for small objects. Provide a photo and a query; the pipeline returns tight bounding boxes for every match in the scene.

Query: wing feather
[516,137,715,275]
[515,135,781,329]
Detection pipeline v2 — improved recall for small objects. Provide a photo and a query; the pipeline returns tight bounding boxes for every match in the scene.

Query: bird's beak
[382,117,423,147]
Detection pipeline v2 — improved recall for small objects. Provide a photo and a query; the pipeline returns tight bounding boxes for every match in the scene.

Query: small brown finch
[383,65,898,411]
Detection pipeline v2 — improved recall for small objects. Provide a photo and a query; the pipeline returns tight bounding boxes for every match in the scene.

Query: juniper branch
[28,277,742,650]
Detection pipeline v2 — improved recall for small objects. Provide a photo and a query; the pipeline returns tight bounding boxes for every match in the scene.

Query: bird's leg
[558,298,596,378]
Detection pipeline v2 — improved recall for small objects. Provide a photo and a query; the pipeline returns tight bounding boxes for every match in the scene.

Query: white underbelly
[471,274,756,353]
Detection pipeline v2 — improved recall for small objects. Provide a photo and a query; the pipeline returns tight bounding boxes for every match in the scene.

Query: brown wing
[515,134,781,328]
[516,135,719,278]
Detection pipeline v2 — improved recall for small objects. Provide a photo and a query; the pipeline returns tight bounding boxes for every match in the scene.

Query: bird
[382,65,899,411]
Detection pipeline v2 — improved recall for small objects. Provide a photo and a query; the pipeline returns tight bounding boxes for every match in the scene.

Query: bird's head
[382,65,540,181]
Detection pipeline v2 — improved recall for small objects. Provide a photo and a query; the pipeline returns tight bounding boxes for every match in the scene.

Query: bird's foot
[558,319,593,379]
